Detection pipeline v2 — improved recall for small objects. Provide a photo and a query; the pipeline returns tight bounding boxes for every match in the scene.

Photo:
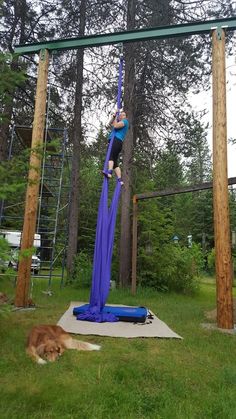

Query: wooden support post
[212,29,234,329]
[15,49,49,307]
[131,195,138,295]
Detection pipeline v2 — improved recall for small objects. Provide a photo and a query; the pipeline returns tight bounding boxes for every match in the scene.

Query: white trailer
[0,230,41,274]
[0,230,41,248]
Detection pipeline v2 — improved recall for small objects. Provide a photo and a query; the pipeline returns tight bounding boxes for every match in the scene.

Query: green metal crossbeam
[15,16,236,55]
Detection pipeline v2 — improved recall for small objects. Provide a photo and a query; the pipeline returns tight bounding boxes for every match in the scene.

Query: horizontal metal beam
[15,16,236,55]
[135,177,236,201]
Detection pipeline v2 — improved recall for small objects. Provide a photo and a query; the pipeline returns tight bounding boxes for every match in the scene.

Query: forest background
[1,0,236,294]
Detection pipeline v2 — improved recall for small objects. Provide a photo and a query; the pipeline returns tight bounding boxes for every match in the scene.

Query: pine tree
[0,52,25,160]
[0,0,58,161]
[117,0,233,285]
[119,0,136,287]
[66,0,87,275]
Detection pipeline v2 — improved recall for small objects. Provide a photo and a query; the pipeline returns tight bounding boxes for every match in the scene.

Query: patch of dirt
[201,323,236,334]
[205,298,236,323]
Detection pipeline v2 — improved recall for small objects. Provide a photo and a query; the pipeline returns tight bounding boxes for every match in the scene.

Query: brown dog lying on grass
[26,325,101,364]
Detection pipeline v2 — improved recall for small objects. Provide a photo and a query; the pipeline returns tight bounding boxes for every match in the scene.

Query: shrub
[0,237,11,272]
[138,243,203,294]
[68,251,92,288]
[0,237,12,316]
[207,248,215,274]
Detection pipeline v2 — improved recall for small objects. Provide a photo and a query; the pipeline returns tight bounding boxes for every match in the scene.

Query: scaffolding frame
[0,124,71,288]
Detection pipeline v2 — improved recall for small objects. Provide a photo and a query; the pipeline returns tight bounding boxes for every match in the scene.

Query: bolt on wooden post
[15,49,49,307]
[212,29,234,329]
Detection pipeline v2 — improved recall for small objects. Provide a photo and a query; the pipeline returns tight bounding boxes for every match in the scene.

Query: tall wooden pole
[131,195,138,295]
[15,49,49,307]
[212,29,234,329]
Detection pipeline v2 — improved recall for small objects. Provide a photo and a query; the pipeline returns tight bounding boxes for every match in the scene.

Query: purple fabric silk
[77,166,121,322]
[77,56,124,323]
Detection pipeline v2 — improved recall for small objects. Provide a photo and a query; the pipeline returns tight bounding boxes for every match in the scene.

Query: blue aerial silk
[77,56,124,322]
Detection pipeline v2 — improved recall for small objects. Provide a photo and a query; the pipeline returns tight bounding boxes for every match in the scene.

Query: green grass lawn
[0,277,235,419]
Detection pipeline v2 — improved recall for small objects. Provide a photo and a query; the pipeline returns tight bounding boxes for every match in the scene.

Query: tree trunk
[212,29,234,329]
[66,0,87,275]
[119,0,136,287]
[0,105,11,161]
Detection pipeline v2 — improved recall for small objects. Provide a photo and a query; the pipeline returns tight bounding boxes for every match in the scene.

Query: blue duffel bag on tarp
[73,304,148,323]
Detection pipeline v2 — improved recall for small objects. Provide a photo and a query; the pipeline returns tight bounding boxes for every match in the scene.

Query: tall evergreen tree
[183,112,212,184]
[53,0,124,274]
[119,0,136,287]
[0,0,58,160]
[118,0,233,285]
[66,0,87,275]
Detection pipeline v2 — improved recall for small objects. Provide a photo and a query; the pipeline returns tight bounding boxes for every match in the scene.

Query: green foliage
[0,149,31,200]
[0,236,10,268]
[77,158,102,255]
[0,144,46,231]
[0,53,25,117]
[207,248,236,276]
[68,251,92,288]
[173,190,214,250]
[139,243,203,294]
[135,171,207,294]
[19,247,37,259]
[154,148,184,189]
[207,248,216,274]
[0,237,12,316]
